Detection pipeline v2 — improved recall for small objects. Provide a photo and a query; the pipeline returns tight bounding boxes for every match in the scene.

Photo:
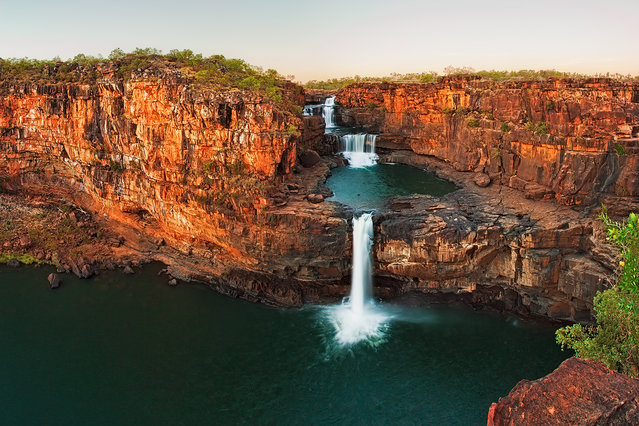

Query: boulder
[123,265,134,274]
[47,273,62,289]
[168,278,177,286]
[80,264,94,279]
[473,172,491,187]
[307,193,324,204]
[299,150,321,168]
[7,259,20,267]
[19,236,32,248]
[487,357,639,425]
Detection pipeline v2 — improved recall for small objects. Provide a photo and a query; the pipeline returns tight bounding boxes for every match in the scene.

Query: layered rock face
[0,67,352,305]
[375,171,612,321]
[336,78,639,214]
[487,357,639,425]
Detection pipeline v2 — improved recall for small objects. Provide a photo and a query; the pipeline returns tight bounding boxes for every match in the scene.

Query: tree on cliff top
[0,48,293,104]
[556,208,639,377]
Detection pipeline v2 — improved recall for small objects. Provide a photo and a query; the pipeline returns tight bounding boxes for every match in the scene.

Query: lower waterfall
[325,213,391,347]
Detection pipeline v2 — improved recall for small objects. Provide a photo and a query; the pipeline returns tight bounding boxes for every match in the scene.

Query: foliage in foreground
[556,209,639,377]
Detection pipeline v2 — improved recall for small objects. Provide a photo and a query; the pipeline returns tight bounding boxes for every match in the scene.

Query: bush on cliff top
[0,48,296,109]
[303,68,639,89]
[556,208,639,377]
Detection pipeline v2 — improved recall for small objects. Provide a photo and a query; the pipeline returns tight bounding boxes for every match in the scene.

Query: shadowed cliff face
[0,70,353,305]
[336,77,639,213]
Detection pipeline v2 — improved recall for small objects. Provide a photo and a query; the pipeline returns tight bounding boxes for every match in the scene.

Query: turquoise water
[326,163,457,210]
[0,264,567,425]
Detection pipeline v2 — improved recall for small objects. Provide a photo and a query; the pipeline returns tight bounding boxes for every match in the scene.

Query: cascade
[349,213,374,314]
[326,212,390,346]
[322,96,336,128]
[340,133,378,168]
[303,104,322,116]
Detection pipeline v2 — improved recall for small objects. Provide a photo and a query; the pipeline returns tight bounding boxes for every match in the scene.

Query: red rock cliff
[336,77,639,213]
[0,65,352,304]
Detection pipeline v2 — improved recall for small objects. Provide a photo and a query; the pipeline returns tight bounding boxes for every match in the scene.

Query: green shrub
[599,208,638,292]
[615,142,627,156]
[365,102,379,109]
[109,161,125,173]
[287,125,300,137]
[535,121,549,135]
[546,101,555,111]
[556,287,639,377]
[442,107,453,115]
[556,209,639,377]
[490,147,501,158]
[525,121,549,135]
[0,252,40,265]
[467,118,480,127]
[225,161,245,176]
[500,123,510,132]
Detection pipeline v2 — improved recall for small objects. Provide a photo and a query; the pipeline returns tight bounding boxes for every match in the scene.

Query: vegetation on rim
[303,66,639,90]
[0,48,301,114]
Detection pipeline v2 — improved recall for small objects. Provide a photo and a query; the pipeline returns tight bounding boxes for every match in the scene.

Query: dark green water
[326,163,458,210]
[0,264,567,425]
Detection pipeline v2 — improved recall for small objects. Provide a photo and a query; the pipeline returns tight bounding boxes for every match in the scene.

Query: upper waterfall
[322,96,336,128]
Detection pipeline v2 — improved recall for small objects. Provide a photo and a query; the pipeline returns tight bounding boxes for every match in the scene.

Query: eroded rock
[299,150,321,168]
[473,173,491,187]
[47,273,62,289]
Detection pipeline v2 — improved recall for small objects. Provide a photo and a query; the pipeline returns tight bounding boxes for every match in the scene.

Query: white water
[350,213,374,314]
[303,104,322,116]
[326,213,392,346]
[340,134,379,168]
[323,96,336,128]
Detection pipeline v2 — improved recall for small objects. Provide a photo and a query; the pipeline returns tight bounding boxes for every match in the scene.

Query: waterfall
[303,104,322,116]
[324,212,390,347]
[349,213,374,314]
[341,134,377,153]
[340,134,378,168]
[323,96,336,128]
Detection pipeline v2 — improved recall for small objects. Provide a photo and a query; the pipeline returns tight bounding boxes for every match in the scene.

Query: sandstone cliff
[336,78,639,214]
[315,78,638,320]
[0,60,353,305]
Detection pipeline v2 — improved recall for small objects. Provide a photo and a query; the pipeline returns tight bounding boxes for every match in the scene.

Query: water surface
[0,265,567,425]
[327,163,457,209]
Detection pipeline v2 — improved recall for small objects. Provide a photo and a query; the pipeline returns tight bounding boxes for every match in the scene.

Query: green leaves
[556,207,639,377]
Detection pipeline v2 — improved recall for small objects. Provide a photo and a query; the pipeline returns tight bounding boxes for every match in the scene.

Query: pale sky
[1,0,637,82]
